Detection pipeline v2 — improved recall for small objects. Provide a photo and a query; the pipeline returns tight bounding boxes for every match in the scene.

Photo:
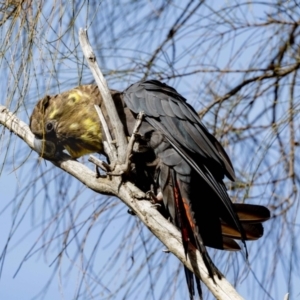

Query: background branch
[1,2,299,299]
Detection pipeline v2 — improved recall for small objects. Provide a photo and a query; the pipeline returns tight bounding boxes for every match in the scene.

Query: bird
[30,80,270,299]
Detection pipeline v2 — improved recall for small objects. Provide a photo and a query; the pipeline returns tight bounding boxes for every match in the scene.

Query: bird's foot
[145,190,163,207]
[88,155,112,177]
[89,112,144,177]
[151,203,161,209]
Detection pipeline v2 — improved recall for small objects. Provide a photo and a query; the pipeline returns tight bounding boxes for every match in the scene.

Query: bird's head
[30,86,103,158]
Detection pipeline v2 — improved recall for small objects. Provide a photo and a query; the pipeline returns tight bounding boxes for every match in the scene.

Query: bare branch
[0,103,244,300]
[94,104,116,162]
[78,28,128,162]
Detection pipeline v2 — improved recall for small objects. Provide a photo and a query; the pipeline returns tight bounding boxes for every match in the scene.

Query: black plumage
[121,80,270,299]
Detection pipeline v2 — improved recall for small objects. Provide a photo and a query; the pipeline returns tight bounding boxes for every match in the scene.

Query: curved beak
[33,137,57,159]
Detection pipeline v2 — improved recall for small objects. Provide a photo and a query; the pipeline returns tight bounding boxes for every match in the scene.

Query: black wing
[123,80,246,244]
[122,80,270,299]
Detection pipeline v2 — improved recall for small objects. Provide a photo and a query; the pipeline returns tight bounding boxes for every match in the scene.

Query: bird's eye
[45,121,54,133]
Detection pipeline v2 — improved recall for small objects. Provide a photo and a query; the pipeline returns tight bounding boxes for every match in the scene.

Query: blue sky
[0,1,299,299]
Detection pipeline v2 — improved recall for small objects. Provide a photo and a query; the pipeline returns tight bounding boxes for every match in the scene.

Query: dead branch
[0,103,244,299]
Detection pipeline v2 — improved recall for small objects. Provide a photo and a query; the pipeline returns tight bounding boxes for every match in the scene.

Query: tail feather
[222,237,241,251]
[184,267,195,300]
[169,169,222,299]
[234,203,270,223]
[221,222,264,240]
[156,147,270,299]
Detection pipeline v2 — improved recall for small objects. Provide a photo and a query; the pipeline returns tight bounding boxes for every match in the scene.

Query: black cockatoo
[30,80,270,299]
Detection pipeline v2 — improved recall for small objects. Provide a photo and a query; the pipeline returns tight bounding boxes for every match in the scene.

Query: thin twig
[199,63,300,118]
[94,104,116,162]
[78,28,128,162]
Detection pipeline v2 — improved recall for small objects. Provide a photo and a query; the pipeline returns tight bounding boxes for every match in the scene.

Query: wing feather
[169,99,186,119]
[123,80,247,248]
[161,99,176,117]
